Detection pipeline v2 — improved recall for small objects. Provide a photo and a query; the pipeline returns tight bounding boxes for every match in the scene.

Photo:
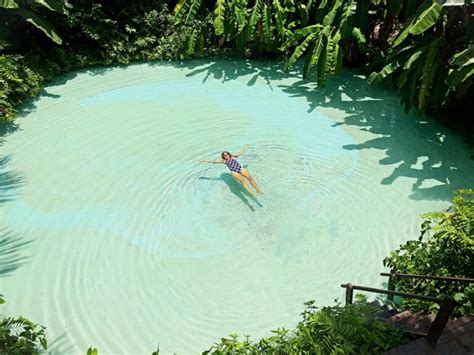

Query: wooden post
[345,284,354,305]
[426,296,455,347]
[387,269,396,302]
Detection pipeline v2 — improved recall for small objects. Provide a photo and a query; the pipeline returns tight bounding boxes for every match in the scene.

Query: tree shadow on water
[0,228,31,277]
[161,58,473,201]
[278,73,474,201]
[199,173,262,211]
[0,154,25,205]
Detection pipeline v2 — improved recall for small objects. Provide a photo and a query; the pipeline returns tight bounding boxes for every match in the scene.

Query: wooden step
[387,310,435,335]
[386,316,474,355]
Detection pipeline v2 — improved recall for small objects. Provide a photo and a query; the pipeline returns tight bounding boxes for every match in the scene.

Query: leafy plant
[0,0,70,44]
[368,1,473,115]
[204,299,410,354]
[383,189,474,315]
[0,298,47,355]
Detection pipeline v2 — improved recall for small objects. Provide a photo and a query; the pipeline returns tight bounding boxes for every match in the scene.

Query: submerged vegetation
[1,0,473,128]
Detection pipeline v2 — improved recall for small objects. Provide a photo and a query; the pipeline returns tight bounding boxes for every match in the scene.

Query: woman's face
[222,152,231,161]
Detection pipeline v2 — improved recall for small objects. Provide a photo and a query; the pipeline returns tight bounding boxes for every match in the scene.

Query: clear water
[0,59,473,354]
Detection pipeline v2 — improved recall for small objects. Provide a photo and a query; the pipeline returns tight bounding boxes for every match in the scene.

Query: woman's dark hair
[221,151,232,159]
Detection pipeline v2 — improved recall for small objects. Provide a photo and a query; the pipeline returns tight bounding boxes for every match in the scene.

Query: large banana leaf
[449,45,474,68]
[16,7,62,44]
[393,0,442,47]
[280,24,323,51]
[447,64,474,88]
[174,0,191,22]
[214,0,226,35]
[352,27,366,51]
[285,31,319,70]
[323,0,342,27]
[418,38,443,109]
[262,4,273,50]
[33,0,66,14]
[303,30,326,79]
[184,0,202,24]
[247,0,261,41]
[339,0,354,39]
[0,0,18,8]
[316,27,330,86]
[273,0,286,35]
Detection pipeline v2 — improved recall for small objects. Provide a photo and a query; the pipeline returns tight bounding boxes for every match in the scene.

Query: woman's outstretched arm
[232,146,249,158]
[200,159,224,163]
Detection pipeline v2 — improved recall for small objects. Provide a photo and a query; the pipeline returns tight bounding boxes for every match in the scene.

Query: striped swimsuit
[225,158,242,174]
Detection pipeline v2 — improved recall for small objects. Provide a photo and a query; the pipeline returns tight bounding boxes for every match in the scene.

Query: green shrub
[384,189,474,315]
[0,297,48,355]
[204,299,410,354]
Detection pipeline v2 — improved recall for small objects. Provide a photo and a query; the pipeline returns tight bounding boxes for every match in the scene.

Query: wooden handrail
[340,283,457,347]
[340,284,442,304]
[381,272,474,283]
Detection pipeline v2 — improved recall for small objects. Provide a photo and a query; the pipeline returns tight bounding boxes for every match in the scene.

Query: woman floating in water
[201,147,261,197]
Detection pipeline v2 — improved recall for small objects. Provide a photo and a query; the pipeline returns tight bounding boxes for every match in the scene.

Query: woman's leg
[231,172,256,197]
[241,169,261,193]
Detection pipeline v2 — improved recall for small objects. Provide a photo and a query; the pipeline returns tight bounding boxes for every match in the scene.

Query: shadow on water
[47,332,74,354]
[0,154,25,205]
[169,58,473,202]
[199,173,262,211]
[7,58,474,202]
[0,228,31,277]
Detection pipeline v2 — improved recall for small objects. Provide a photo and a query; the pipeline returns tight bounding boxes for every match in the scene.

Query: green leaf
[352,27,366,51]
[86,348,98,355]
[214,0,226,35]
[447,64,474,88]
[418,38,443,110]
[449,45,474,68]
[273,0,285,35]
[317,27,331,86]
[368,58,404,84]
[339,0,354,39]
[247,0,261,41]
[262,4,273,50]
[303,31,326,79]
[393,0,442,47]
[186,29,199,55]
[403,48,424,70]
[285,32,318,71]
[0,0,18,8]
[33,0,65,14]
[16,7,62,44]
[173,0,191,22]
[323,0,342,27]
[185,0,202,24]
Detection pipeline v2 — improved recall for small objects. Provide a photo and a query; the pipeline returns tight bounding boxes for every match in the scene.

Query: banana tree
[0,0,69,44]
[368,0,473,114]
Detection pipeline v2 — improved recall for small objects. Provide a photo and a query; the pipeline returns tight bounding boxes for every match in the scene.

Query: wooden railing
[341,272,474,347]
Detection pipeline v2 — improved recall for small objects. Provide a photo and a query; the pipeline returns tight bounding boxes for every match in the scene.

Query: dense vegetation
[1,0,473,129]
[203,298,411,354]
[0,296,47,354]
[0,1,472,353]
[384,189,474,316]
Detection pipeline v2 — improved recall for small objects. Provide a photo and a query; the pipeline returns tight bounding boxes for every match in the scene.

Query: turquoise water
[0,59,473,354]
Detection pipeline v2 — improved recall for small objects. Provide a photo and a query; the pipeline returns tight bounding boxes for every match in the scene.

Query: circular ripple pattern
[1,59,473,354]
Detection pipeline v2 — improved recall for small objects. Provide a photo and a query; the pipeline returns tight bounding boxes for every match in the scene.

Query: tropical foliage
[0,0,69,44]
[174,0,473,116]
[368,2,474,115]
[383,189,474,316]
[0,296,48,354]
[204,298,410,354]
